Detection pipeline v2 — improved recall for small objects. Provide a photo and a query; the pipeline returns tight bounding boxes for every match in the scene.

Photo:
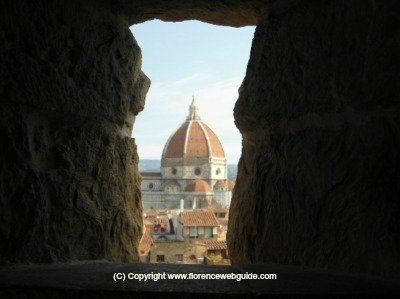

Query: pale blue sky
[130,21,255,164]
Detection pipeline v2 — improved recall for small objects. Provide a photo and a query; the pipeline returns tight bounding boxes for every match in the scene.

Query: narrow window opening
[132,20,254,265]
[156,254,165,263]
[189,227,199,238]
[194,168,201,176]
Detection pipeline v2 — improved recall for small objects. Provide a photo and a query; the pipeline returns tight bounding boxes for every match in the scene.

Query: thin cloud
[131,21,255,164]
[135,75,243,163]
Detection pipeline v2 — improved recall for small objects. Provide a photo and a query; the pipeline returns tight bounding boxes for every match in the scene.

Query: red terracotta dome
[185,179,212,193]
[214,180,235,191]
[162,97,226,160]
[214,180,227,189]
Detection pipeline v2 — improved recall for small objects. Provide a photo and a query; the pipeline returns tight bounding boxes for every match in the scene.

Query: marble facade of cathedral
[141,97,235,210]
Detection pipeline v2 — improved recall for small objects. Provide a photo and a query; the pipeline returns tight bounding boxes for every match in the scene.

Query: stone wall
[149,239,202,264]
[0,0,149,262]
[1,0,399,279]
[228,0,400,277]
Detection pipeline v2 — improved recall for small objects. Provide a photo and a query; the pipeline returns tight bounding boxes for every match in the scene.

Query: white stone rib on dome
[183,120,194,156]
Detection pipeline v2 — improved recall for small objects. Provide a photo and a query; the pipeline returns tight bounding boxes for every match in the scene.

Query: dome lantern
[186,95,201,121]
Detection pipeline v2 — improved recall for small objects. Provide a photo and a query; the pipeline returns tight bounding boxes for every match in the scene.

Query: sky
[130,21,255,164]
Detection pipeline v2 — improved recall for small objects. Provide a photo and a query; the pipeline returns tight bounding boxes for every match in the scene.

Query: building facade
[141,97,234,210]
[145,209,222,264]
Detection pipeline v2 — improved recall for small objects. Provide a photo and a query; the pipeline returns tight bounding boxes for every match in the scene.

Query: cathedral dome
[185,179,212,193]
[162,97,226,160]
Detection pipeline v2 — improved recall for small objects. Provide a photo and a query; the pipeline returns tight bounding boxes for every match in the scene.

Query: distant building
[195,240,230,265]
[141,97,235,210]
[213,208,229,241]
[181,210,220,239]
[143,209,226,264]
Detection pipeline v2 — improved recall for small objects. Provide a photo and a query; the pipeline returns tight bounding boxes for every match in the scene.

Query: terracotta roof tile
[218,219,229,226]
[196,240,227,250]
[181,210,219,227]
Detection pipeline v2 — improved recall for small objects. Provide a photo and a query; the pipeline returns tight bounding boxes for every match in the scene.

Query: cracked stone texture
[0,104,143,262]
[0,0,150,262]
[229,0,400,278]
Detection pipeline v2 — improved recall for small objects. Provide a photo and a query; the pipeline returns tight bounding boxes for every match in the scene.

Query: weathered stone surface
[0,103,143,262]
[229,0,400,278]
[1,0,400,283]
[0,0,149,262]
[109,0,265,27]
[0,0,267,264]
[1,1,150,124]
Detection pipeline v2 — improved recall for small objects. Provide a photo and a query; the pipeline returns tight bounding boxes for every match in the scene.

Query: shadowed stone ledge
[0,262,399,298]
